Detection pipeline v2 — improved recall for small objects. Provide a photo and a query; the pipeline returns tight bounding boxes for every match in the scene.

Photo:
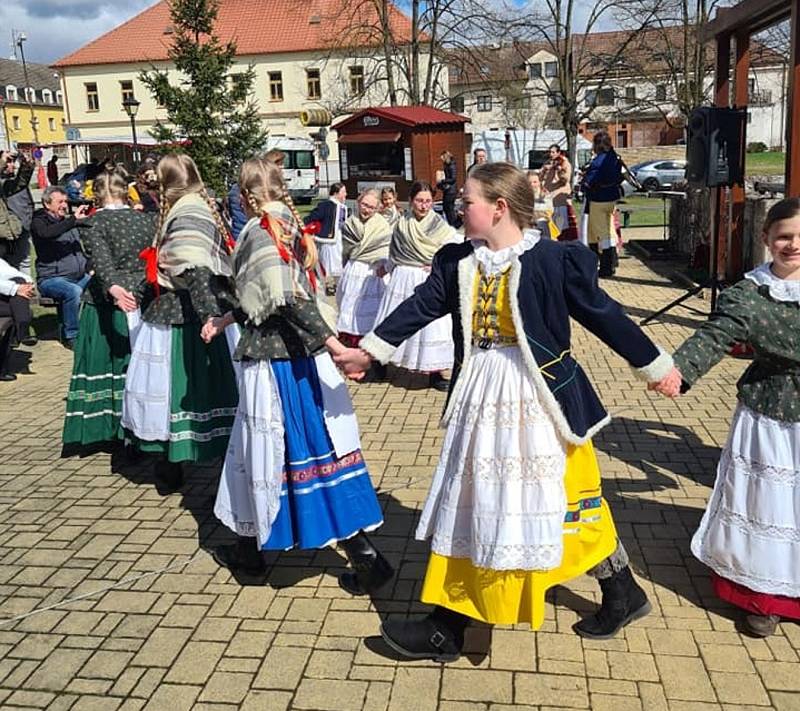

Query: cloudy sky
[1,0,155,65]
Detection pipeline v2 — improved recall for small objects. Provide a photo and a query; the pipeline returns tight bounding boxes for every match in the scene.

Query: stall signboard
[404,147,413,181]
[340,148,348,179]
[357,180,397,194]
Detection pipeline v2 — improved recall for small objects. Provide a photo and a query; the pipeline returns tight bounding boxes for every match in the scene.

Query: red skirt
[557,203,579,242]
[712,573,800,620]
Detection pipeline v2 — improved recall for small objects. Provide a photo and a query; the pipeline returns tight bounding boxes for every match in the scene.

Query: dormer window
[24,87,36,103]
[5,85,18,101]
[42,89,53,104]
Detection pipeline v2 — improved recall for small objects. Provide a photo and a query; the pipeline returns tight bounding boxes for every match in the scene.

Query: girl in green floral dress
[62,171,155,450]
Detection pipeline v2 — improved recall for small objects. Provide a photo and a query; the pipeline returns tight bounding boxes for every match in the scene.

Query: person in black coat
[436,151,459,227]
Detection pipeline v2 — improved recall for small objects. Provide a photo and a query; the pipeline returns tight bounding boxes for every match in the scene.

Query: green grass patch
[746,151,785,177]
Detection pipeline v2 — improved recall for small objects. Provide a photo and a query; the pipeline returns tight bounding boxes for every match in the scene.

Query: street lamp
[122,96,141,165]
[15,32,40,147]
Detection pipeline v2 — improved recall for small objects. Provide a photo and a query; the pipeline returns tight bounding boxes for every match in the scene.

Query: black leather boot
[598,247,616,277]
[572,565,651,639]
[380,606,468,662]
[154,459,183,494]
[212,537,267,575]
[429,372,450,392]
[338,530,394,595]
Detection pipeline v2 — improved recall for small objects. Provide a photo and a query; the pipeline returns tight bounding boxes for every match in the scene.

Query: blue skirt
[263,356,384,550]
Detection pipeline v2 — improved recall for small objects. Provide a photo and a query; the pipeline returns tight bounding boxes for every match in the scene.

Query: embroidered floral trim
[471,229,540,276]
[460,454,565,482]
[722,451,800,487]
[453,399,552,427]
[714,507,800,543]
[745,263,800,303]
[697,549,800,597]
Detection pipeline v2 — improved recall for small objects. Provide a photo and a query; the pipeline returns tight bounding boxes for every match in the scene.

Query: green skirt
[130,322,238,463]
[62,302,131,447]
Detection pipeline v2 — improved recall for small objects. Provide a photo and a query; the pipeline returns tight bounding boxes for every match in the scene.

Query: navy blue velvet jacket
[361,237,671,444]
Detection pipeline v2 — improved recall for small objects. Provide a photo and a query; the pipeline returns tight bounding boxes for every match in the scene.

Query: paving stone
[163,641,225,685]
[142,683,201,711]
[252,645,311,689]
[131,627,191,667]
[441,669,512,703]
[515,672,589,708]
[709,671,770,705]
[754,661,800,691]
[239,690,293,711]
[79,650,134,680]
[656,655,717,702]
[293,678,369,710]
[198,671,253,703]
[388,668,440,711]
[22,649,92,691]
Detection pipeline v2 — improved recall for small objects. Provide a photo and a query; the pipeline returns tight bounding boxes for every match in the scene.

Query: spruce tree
[140,0,266,194]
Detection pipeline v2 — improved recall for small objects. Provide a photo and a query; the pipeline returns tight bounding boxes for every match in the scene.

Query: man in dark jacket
[0,151,35,273]
[31,187,91,348]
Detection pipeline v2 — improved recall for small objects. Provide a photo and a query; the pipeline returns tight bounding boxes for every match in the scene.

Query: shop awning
[338,131,401,144]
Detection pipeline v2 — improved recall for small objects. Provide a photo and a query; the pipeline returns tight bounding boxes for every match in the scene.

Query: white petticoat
[374,264,454,372]
[415,345,568,570]
[691,403,800,597]
[319,240,343,278]
[336,259,388,335]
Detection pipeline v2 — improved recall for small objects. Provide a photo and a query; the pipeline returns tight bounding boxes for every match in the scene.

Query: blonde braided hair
[281,185,318,270]
[199,185,233,251]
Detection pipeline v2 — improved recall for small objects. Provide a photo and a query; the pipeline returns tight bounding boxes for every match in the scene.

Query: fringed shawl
[155,193,232,290]
[233,202,317,326]
[341,212,392,266]
[389,210,455,267]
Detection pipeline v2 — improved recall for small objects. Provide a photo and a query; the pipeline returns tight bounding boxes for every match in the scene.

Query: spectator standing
[47,155,59,187]
[62,171,156,450]
[30,187,91,348]
[541,144,579,241]
[0,151,35,274]
[306,182,348,294]
[467,148,488,175]
[0,257,36,381]
[436,151,459,227]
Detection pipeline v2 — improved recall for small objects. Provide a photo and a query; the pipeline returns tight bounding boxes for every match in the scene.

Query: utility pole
[14,31,40,147]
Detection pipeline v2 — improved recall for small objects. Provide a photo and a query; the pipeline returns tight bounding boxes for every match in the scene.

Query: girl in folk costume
[335,163,675,661]
[337,189,392,350]
[121,153,239,493]
[380,187,401,226]
[527,170,558,239]
[373,181,457,392]
[541,143,579,242]
[62,171,156,450]
[206,158,392,594]
[653,198,800,638]
[307,182,348,293]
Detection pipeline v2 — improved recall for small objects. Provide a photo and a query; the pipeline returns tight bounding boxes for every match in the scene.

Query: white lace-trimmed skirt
[691,403,800,597]
[319,240,343,278]
[374,264,454,372]
[336,260,388,335]
[415,345,568,571]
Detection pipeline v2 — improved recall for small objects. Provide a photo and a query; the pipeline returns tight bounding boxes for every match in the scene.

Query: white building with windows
[53,0,446,174]
[448,31,789,150]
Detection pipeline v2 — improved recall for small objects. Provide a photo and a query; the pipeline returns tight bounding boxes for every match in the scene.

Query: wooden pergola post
[787,0,800,196]
[729,30,751,279]
[714,33,731,282]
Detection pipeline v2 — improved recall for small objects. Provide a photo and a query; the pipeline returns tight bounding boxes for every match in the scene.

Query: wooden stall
[332,106,469,201]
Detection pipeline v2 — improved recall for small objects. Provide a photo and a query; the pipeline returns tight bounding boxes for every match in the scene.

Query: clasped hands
[648,366,683,398]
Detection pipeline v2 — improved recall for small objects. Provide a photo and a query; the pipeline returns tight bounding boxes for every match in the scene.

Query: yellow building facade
[1,102,66,148]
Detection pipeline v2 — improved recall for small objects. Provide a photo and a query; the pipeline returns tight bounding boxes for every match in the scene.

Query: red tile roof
[334,106,469,130]
[53,0,414,68]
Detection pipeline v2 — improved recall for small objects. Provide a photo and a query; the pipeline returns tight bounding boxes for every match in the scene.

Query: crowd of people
[1,135,798,662]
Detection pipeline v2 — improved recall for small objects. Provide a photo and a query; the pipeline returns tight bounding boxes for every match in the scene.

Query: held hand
[16,283,35,299]
[201,316,227,343]
[333,347,373,376]
[648,367,682,398]
[108,285,138,312]
[74,205,90,220]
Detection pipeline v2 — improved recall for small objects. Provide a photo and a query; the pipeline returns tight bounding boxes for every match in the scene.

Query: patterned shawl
[233,202,315,325]
[381,204,401,226]
[389,210,454,267]
[156,193,232,290]
[341,212,392,266]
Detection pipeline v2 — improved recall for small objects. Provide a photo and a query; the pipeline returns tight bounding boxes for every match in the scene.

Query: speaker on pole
[686,106,747,187]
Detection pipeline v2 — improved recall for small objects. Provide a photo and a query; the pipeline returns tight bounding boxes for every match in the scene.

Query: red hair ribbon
[304,220,322,236]
[224,232,236,254]
[139,246,160,297]
[260,214,292,263]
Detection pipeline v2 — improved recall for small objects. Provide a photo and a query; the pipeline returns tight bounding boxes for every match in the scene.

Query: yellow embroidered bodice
[472,265,517,345]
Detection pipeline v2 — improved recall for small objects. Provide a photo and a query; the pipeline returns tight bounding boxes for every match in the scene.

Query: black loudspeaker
[686,107,747,187]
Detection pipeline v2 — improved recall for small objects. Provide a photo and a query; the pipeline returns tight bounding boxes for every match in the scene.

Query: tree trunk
[411,0,420,104]
[379,0,398,106]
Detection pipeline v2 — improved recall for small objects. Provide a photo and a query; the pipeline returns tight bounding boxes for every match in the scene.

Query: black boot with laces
[572,565,651,639]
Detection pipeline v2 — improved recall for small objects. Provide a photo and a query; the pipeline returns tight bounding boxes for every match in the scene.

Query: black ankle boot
[573,565,651,639]
[338,530,394,595]
[429,371,450,392]
[380,606,468,662]
[154,459,183,494]
[598,247,616,277]
[212,537,267,575]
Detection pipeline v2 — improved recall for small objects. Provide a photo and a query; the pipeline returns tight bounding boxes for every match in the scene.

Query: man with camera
[30,187,91,349]
[0,150,35,274]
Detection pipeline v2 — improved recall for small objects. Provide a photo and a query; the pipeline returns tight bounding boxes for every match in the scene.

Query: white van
[266,136,319,204]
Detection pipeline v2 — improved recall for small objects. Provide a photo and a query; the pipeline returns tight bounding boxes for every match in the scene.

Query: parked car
[266,136,319,204]
[629,159,687,192]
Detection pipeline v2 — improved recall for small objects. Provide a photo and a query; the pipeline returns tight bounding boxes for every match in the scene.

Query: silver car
[630,159,687,192]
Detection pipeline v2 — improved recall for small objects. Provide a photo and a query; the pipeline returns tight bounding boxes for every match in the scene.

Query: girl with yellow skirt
[336,162,677,662]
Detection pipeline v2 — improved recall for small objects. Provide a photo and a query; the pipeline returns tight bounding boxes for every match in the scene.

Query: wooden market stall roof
[333,106,469,131]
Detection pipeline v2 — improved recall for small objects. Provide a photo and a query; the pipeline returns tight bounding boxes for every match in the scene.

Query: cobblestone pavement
[0,249,798,711]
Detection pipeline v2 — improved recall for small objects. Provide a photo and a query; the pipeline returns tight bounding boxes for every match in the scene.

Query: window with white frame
[24,87,36,103]
[528,63,542,79]
[42,89,53,104]
[48,117,56,131]
[12,115,20,130]
[56,91,63,104]
[85,82,100,111]
[268,71,283,101]
[655,84,667,101]
[625,86,636,104]
[120,80,135,104]
[306,69,321,100]
[450,95,465,113]
[349,66,365,96]
[6,85,18,101]
[476,95,492,112]
[544,61,558,78]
